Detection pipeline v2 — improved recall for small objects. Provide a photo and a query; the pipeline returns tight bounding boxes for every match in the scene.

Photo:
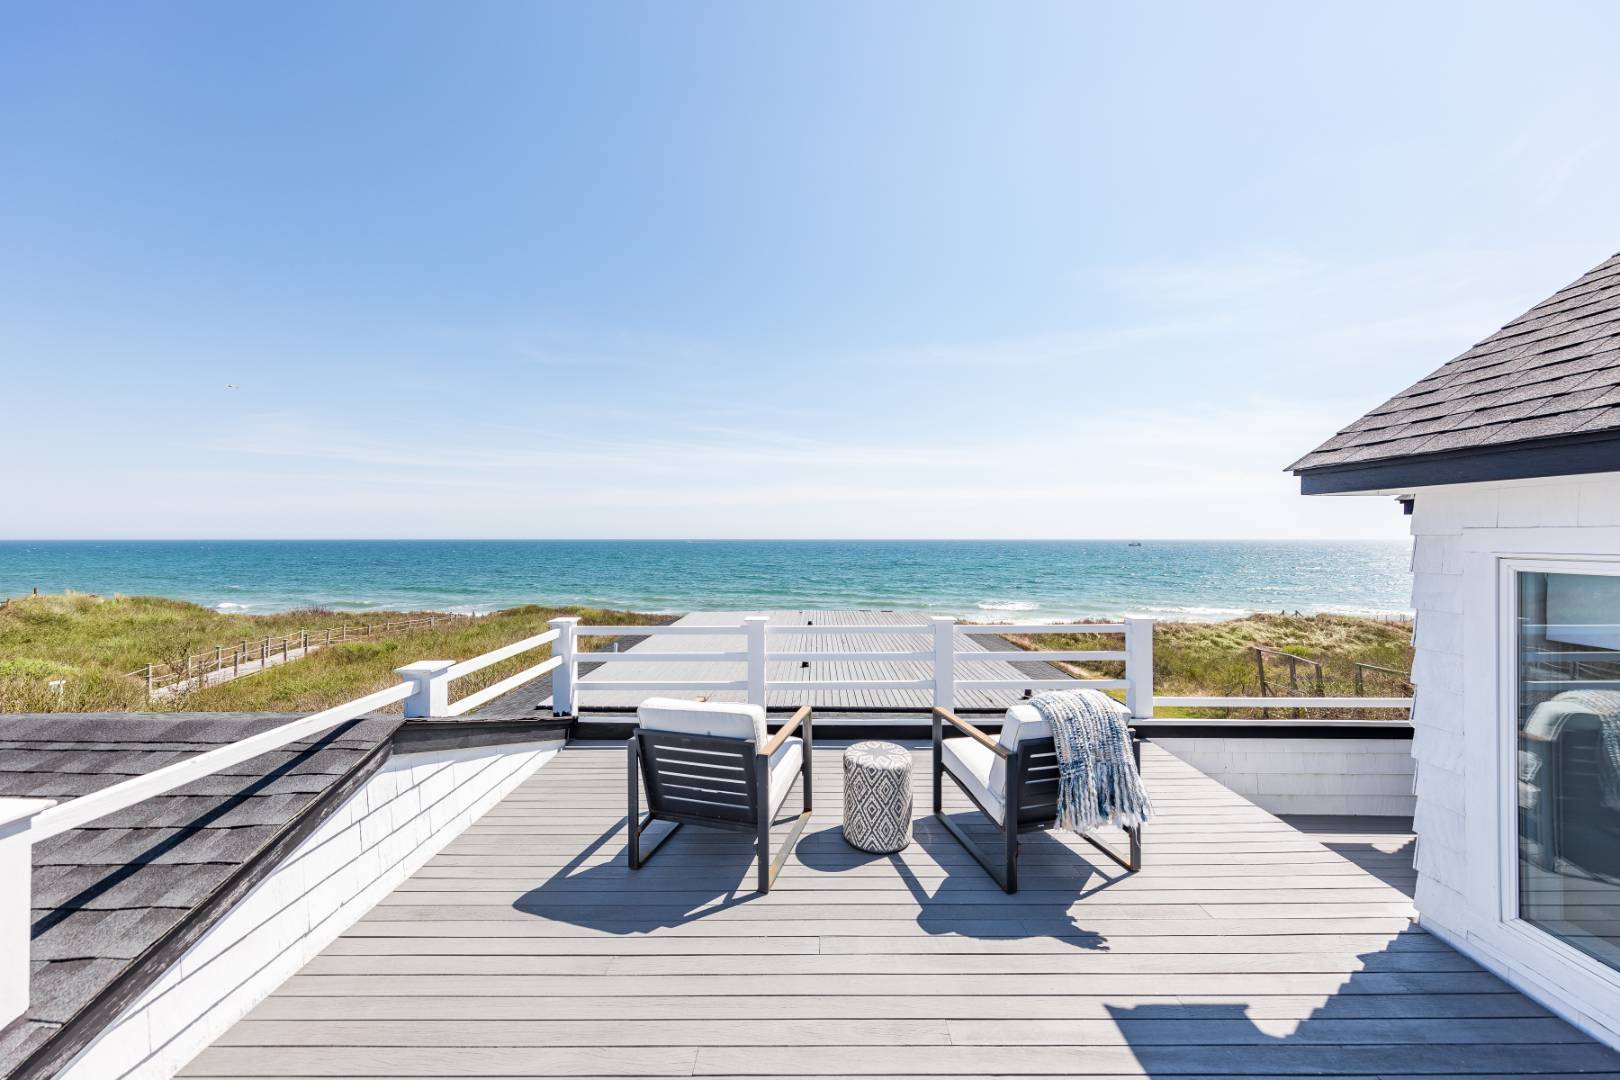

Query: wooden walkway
[567,610,1066,711]
[186,742,1620,1078]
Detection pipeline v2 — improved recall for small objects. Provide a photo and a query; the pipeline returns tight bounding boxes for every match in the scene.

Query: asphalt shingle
[0,711,401,1077]
[1291,251,1620,472]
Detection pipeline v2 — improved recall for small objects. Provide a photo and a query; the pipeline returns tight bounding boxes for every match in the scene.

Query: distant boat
[1127,541,1143,547]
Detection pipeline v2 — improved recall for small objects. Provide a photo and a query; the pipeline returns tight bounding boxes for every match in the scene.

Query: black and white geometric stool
[842,740,913,853]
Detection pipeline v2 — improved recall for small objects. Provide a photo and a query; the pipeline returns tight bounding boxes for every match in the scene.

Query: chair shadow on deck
[794,811,1121,951]
[508,812,784,934]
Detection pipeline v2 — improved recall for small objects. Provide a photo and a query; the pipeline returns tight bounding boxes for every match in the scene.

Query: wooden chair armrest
[762,705,812,757]
[932,707,1009,760]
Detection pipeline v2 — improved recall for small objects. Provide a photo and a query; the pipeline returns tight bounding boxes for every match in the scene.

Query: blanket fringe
[1033,689,1154,834]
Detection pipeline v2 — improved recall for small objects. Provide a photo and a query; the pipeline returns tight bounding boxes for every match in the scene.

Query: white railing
[535,615,1160,717]
[0,621,576,1028]
[532,614,1413,719]
[0,610,1412,1028]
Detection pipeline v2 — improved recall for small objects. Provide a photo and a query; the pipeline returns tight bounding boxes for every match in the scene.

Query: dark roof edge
[1295,428,1620,495]
[17,712,571,1078]
[13,722,401,1079]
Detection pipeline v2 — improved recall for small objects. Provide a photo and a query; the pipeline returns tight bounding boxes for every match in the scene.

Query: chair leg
[1004,821,1020,894]
[757,754,772,893]
[627,736,641,870]
[627,737,680,869]
[931,712,944,815]
[802,712,814,814]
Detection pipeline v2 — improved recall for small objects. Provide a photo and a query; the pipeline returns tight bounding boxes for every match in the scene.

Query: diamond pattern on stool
[842,740,913,853]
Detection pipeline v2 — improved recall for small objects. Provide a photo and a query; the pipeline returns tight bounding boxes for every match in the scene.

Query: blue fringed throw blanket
[1030,689,1153,833]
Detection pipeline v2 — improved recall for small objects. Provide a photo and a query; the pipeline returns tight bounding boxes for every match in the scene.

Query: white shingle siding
[1401,472,1620,1051]
[58,737,563,1080]
[1150,736,1415,817]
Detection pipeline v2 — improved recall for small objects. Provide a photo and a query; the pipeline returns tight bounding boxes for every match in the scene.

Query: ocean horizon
[0,539,1412,622]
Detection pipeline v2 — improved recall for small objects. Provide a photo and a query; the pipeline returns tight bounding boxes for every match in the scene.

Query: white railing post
[1125,617,1154,719]
[549,617,580,717]
[931,616,956,713]
[394,659,455,718]
[1,798,55,1026]
[745,615,769,707]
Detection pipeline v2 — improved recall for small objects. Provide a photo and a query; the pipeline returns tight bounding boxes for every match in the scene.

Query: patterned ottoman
[842,741,913,853]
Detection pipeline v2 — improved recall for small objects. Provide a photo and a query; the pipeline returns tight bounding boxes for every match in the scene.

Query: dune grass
[1,593,1410,718]
[0,593,671,713]
[1006,612,1413,718]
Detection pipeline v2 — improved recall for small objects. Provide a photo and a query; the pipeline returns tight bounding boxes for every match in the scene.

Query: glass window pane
[1517,570,1620,970]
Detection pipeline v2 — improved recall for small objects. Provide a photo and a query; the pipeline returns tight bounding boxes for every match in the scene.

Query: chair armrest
[762,705,812,756]
[931,707,1009,760]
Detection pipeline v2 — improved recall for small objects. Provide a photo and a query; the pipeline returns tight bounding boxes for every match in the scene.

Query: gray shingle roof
[0,712,401,1077]
[1291,252,1620,473]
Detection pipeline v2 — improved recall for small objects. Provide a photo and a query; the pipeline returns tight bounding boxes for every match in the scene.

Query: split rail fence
[129,615,466,697]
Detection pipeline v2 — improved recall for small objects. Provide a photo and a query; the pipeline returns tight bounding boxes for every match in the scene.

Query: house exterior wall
[60,737,563,1080]
[1149,735,1414,817]
[1406,470,1620,1049]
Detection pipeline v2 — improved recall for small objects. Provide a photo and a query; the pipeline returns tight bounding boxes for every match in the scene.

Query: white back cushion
[637,697,767,744]
[997,703,1052,751]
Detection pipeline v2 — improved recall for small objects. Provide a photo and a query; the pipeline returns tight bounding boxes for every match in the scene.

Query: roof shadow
[1103,929,1620,1076]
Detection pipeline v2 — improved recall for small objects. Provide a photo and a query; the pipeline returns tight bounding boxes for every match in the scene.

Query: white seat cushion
[940,738,1006,825]
[940,703,1055,824]
[638,698,802,816]
[637,697,767,744]
[768,736,805,816]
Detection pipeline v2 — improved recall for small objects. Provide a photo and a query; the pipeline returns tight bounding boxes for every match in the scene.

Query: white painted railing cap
[0,798,55,839]
[394,660,456,676]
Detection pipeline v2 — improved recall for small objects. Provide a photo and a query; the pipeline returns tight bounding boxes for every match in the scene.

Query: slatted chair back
[1007,735,1062,829]
[635,729,762,828]
[628,698,814,893]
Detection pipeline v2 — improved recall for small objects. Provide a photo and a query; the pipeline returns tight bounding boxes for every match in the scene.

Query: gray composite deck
[563,610,1069,712]
[187,741,1620,1078]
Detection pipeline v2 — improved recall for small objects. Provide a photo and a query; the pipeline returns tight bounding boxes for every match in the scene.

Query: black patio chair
[933,704,1142,893]
[628,698,813,893]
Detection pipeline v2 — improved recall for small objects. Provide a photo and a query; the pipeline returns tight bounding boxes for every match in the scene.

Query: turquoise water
[0,540,1411,620]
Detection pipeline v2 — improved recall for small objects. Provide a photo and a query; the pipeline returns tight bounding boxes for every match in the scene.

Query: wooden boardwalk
[567,610,1067,711]
[186,741,1620,1078]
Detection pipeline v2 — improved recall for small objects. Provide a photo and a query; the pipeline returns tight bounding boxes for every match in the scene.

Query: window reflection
[1518,570,1620,970]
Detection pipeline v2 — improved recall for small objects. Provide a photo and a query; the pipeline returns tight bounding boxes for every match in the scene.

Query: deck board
[186,741,1620,1078]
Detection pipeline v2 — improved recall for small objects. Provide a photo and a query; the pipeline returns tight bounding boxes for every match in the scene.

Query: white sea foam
[215,601,253,611]
[976,600,1040,611]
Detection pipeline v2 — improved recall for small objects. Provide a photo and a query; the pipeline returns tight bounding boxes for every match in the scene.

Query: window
[1516,569,1620,971]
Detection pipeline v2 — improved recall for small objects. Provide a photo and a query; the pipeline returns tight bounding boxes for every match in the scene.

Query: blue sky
[3,1,1618,540]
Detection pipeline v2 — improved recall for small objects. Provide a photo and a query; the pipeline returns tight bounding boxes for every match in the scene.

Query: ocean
[0,539,1412,621]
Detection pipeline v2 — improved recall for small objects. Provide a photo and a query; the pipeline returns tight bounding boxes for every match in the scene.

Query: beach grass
[1,593,1411,717]
[1007,612,1413,718]
[0,593,671,713]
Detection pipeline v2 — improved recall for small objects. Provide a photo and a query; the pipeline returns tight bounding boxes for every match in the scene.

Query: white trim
[59,737,564,1080]
[1436,527,1620,1049]
[1492,557,1620,997]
